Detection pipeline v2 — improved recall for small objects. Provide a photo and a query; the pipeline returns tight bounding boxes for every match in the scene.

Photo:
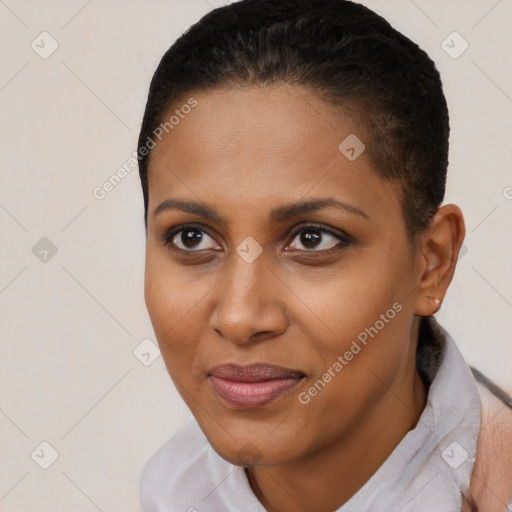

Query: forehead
[152,85,347,169]
[147,84,401,224]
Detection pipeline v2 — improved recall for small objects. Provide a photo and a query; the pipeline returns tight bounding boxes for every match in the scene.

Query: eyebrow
[152,197,369,224]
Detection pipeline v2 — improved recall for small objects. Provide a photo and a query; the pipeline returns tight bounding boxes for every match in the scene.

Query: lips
[208,363,305,409]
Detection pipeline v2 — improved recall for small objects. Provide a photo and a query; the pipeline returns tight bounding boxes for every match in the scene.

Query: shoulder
[470,378,512,510]
[139,416,210,511]
[139,416,256,512]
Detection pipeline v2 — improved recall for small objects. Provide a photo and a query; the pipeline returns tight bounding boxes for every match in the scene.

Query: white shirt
[140,317,482,511]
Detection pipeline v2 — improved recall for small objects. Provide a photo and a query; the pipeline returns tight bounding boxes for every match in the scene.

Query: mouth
[208,363,305,410]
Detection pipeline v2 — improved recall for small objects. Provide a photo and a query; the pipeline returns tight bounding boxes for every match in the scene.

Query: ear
[415,204,465,317]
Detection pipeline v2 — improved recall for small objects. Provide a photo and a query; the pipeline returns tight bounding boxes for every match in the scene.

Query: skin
[468,381,512,511]
[144,84,466,512]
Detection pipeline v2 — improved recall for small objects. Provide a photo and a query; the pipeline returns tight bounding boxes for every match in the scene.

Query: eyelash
[287,223,352,254]
[159,222,353,256]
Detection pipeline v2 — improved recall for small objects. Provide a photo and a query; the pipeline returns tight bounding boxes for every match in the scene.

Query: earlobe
[414,204,465,317]
[415,295,442,317]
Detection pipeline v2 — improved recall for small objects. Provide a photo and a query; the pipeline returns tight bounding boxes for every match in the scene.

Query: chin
[198,416,305,467]
[214,438,298,467]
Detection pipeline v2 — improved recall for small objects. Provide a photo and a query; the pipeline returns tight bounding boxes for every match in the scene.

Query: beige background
[0,0,511,510]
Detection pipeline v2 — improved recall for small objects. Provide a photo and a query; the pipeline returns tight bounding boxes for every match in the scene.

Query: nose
[208,252,288,346]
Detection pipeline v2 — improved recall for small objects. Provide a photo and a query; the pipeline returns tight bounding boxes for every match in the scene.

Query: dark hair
[137,0,449,236]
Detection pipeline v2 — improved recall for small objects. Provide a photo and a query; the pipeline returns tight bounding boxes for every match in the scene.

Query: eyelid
[285,222,353,248]
[159,222,353,253]
[158,222,220,248]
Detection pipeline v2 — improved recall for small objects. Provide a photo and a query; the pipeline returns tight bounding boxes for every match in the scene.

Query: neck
[246,326,427,512]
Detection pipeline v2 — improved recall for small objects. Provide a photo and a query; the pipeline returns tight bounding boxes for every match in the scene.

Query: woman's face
[144,84,425,466]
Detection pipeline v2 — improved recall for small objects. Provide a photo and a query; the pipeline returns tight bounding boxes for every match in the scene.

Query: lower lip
[209,375,304,409]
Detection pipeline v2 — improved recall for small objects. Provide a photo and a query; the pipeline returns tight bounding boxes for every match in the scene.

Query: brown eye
[178,228,204,249]
[162,225,220,252]
[287,225,351,253]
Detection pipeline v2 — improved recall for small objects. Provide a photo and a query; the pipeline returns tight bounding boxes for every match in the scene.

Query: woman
[136,1,512,510]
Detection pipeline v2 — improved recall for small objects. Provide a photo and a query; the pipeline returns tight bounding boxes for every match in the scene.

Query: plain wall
[0,0,510,510]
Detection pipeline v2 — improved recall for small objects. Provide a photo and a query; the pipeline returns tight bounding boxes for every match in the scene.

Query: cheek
[143,251,206,363]
[291,249,414,396]
[299,304,413,435]
[286,253,407,348]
